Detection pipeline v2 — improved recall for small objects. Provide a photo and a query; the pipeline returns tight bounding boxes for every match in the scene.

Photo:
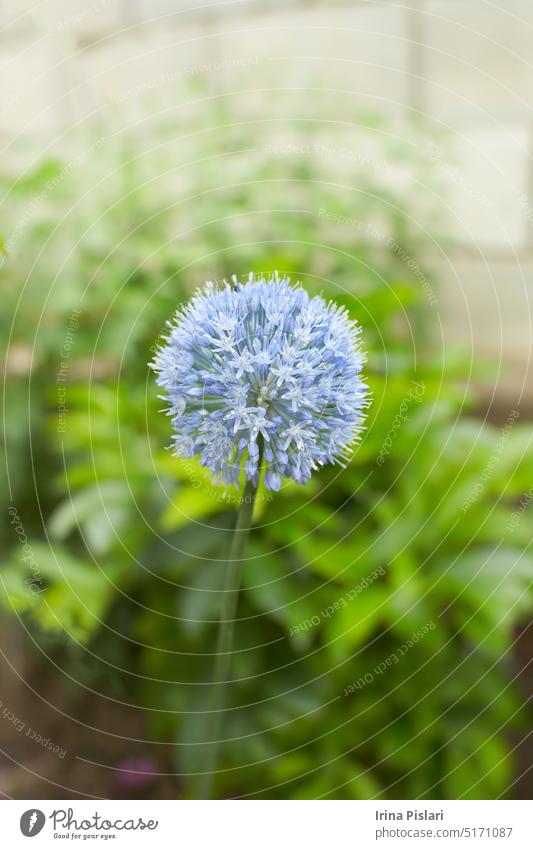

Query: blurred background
[1,0,532,800]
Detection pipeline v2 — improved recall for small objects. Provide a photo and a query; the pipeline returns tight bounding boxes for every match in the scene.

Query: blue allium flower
[151,273,369,490]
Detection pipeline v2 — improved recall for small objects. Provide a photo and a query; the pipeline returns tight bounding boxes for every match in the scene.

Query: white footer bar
[1,800,529,848]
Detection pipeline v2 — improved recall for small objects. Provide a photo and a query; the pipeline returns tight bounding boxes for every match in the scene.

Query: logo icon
[20,810,46,837]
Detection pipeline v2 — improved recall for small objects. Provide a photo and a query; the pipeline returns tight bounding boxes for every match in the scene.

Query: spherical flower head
[151,273,369,490]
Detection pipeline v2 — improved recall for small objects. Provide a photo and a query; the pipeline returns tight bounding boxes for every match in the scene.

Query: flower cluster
[151,273,368,490]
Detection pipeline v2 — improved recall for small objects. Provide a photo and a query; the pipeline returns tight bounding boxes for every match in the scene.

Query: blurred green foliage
[1,106,532,799]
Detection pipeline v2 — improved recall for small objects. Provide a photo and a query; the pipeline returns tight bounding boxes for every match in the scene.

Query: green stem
[198,462,262,799]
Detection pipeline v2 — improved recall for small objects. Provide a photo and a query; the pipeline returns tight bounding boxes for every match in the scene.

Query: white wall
[2,0,531,408]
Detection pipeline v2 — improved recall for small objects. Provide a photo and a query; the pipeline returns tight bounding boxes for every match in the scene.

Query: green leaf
[160,483,228,531]
[48,482,132,554]
[444,726,512,799]
[323,585,387,663]
[1,542,125,641]
[241,551,321,637]
[438,548,533,630]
